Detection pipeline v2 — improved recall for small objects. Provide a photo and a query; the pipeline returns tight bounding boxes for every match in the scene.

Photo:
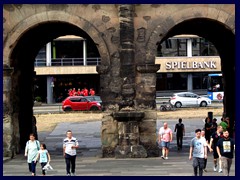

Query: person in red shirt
[72,88,76,96]
[83,88,88,96]
[89,88,95,96]
[68,89,73,96]
[77,89,82,96]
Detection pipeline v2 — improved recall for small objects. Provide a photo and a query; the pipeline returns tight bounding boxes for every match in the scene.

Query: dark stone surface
[113,111,144,122]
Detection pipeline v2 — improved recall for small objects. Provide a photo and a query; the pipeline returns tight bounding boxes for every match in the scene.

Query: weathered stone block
[102,118,118,134]
[143,110,157,119]
[101,133,118,147]
[139,120,156,134]
[140,133,157,144]
[115,145,147,158]
[102,146,116,158]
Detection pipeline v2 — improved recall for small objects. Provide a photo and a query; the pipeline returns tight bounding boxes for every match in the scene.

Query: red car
[62,96,102,111]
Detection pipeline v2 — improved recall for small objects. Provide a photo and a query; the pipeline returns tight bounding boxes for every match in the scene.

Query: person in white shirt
[24,133,40,176]
[63,130,79,176]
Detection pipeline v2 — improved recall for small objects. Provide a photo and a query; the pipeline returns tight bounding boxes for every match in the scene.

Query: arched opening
[9,21,103,150]
[156,18,235,135]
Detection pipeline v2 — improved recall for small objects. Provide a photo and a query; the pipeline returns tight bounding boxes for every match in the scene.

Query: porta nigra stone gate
[3,4,235,158]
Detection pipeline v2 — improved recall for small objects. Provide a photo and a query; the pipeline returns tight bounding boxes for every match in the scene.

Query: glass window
[80,98,88,102]
[70,98,80,102]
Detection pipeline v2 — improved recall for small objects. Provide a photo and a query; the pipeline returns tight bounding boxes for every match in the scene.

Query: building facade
[34,35,221,103]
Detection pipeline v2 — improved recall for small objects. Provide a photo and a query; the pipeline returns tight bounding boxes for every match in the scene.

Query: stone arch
[4,10,110,66]
[3,11,111,155]
[146,16,235,135]
[145,5,235,62]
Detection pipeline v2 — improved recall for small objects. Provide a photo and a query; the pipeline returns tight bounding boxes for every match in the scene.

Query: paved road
[33,101,223,114]
[3,118,235,176]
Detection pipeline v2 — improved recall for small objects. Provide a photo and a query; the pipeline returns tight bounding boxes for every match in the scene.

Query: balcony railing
[34,58,101,67]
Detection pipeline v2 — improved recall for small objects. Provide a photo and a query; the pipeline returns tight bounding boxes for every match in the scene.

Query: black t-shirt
[211,132,223,147]
[205,122,212,134]
[175,123,184,136]
[216,137,235,159]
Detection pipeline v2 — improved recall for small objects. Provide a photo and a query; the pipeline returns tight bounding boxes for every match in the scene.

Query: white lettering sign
[165,61,217,70]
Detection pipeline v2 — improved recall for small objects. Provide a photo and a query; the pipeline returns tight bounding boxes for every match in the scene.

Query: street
[3,118,235,176]
[33,100,223,114]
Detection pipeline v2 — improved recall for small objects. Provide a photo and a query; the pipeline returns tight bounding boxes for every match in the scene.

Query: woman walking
[24,133,40,176]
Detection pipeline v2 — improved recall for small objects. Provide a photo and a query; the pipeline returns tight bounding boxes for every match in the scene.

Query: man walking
[174,118,185,150]
[216,130,235,176]
[209,125,223,173]
[63,130,79,176]
[158,122,173,159]
[189,129,208,176]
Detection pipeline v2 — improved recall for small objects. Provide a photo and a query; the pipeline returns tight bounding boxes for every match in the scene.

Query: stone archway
[3,18,110,157]
[146,17,235,135]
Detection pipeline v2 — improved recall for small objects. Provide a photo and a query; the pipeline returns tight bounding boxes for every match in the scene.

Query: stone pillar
[113,111,147,158]
[119,4,135,108]
[135,64,160,157]
[3,64,16,157]
[135,64,160,108]
[101,113,118,157]
[98,5,160,158]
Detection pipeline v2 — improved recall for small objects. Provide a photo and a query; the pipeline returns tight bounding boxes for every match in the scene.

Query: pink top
[159,127,172,142]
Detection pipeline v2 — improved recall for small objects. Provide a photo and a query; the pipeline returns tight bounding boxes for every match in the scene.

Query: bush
[35,96,42,102]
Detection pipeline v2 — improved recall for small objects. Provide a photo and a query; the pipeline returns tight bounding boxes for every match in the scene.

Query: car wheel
[200,101,207,107]
[90,106,99,111]
[160,106,166,111]
[175,102,182,108]
[64,107,72,111]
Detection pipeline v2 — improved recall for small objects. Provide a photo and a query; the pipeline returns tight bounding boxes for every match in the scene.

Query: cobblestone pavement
[3,118,235,176]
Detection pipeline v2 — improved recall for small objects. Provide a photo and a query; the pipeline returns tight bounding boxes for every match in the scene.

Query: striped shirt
[63,137,78,156]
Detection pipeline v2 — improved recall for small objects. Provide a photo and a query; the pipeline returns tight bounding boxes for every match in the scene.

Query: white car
[170,92,211,108]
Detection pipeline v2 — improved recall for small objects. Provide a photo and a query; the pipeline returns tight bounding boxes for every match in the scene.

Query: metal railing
[34,58,101,67]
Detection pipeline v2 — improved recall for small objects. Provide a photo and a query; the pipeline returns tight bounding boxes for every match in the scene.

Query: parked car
[84,96,102,105]
[62,96,102,111]
[170,92,211,108]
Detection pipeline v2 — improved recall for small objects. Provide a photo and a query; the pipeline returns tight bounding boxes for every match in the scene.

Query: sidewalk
[3,118,235,176]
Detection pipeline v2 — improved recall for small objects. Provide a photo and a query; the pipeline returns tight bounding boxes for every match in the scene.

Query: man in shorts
[158,122,173,159]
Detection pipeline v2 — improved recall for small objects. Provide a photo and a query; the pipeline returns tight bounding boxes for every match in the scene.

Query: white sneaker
[161,155,165,159]
[165,157,168,159]
[213,166,217,172]
[218,169,223,173]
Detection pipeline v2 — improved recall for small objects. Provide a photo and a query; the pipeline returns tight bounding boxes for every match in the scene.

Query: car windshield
[93,96,101,101]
